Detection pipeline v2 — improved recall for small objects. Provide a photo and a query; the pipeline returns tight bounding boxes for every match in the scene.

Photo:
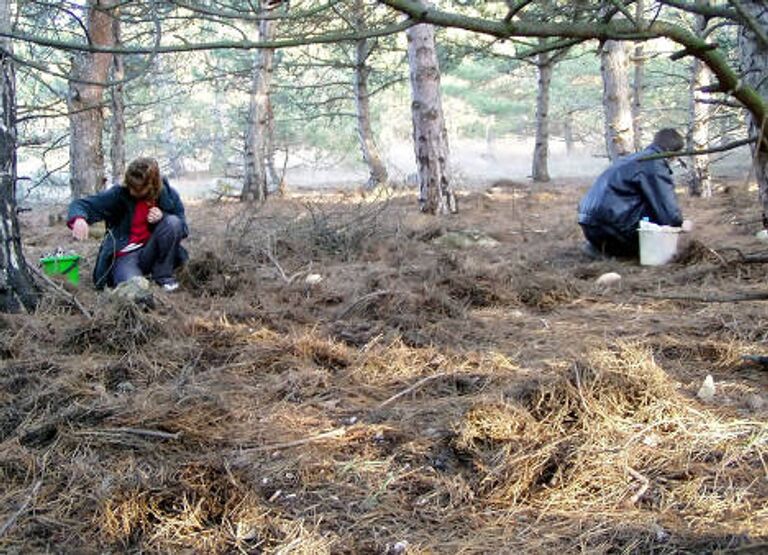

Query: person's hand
[682,219,694,232]
[71,218,89,241]
[147,207,163,224]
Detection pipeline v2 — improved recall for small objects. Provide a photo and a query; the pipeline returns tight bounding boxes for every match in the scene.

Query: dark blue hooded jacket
[578,145,683,240]
[67,178,189,289]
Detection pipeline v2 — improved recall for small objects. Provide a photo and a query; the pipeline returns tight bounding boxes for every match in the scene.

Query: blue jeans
[112,214,184,285]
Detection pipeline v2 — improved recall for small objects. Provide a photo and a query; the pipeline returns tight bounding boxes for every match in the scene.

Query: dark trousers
[580,223,639,258]
[113,214,184,285]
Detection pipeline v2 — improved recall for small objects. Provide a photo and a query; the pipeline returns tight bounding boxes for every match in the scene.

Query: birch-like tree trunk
[406,19,456,214]
[109,6,125,185]
[354,0,388,190]
[68,0,115,198]
[242,9,278,202]
[687,6,712,197]
[0,0,37,312]
[600,40,634,160]
[631,0,646,151]
[532,48,553,182]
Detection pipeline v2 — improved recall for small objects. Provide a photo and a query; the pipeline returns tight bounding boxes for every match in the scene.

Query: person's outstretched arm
[66,186,123,241]
[638,162,683,227]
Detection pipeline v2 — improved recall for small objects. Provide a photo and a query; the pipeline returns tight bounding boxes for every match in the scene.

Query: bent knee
[160,214,183,234]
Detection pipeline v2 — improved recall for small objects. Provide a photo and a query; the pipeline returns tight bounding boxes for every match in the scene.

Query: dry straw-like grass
[3,188,768,553]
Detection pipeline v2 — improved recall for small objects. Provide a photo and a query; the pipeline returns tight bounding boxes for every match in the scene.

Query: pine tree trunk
[210,85,226,175]
[0,0,37,312]
[631,0,646,151]
[109,7,125,185]
[242,13,277,202]
[156,56,183,177]
[406,19,456,215]
[600,40,634,161]
[532,48,553,182]
[738,1,768,225]
[355,38,389,189]
[687,7,712,198]
[563,110,575,155]
[68,0,115,198]
[354,1,388,190]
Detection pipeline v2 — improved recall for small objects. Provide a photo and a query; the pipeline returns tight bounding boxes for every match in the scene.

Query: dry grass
[2,182,767,553]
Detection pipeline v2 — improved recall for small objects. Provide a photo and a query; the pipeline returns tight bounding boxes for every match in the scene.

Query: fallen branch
[376,372,447,410]
[77,427,181,440]
[639,291,768,302]
[0,480,42,538]
[27,263,92,318]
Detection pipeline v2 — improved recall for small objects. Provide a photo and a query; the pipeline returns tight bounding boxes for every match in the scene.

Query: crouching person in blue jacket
[67,157,189,291]
[578,128,692,259]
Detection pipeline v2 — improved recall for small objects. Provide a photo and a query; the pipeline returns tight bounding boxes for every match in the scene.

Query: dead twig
[28,263,92,318]
[335,289,390,320]
[627,467,650,505]
[376,372,447,410]
[240,427,347,453]
[262,247,311,284]
[0,480,42,538]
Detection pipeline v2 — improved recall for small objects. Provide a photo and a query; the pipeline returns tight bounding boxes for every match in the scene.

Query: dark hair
[124,157,162,200]
[652,128,684,152]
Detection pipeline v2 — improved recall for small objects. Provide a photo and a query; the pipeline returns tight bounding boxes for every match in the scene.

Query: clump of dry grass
[63,297,169,353]
[451,342,767,541]
[511,269,580,310]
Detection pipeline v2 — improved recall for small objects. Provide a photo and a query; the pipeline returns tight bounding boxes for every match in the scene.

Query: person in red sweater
[68,158,188,291]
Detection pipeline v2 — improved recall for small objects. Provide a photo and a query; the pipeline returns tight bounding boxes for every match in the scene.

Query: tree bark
[242,9,278,202]
[600,40,634,161]
[109,6,125,185]
[532,44,554,182]
[687,5,712,198]
[631,0,646,151]
[738,1,768,225]
[406,18,456,215]
[67,0,115,198]
[0,0,37,312]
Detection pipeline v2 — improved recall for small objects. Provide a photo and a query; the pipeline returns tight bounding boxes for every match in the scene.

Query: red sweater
[117,200,153,256]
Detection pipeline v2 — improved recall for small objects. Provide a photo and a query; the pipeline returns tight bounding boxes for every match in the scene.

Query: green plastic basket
[40,254,81,286]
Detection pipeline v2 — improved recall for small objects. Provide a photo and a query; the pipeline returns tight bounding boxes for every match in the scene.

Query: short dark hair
[652,128,684,152]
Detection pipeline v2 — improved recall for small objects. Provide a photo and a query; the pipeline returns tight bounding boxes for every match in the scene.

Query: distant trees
[379,0,768,220]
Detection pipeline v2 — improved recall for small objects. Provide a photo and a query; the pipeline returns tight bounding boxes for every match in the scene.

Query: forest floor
[2,177,768,554]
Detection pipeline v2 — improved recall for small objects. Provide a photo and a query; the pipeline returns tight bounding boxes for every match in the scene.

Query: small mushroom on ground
[595,272,622,287]
[697,374,715,402]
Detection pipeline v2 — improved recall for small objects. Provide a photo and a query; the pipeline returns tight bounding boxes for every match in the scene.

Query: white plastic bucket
[638,222,681,266]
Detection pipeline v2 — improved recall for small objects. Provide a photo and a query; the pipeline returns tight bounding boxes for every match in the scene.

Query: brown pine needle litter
[3,186,768,553]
